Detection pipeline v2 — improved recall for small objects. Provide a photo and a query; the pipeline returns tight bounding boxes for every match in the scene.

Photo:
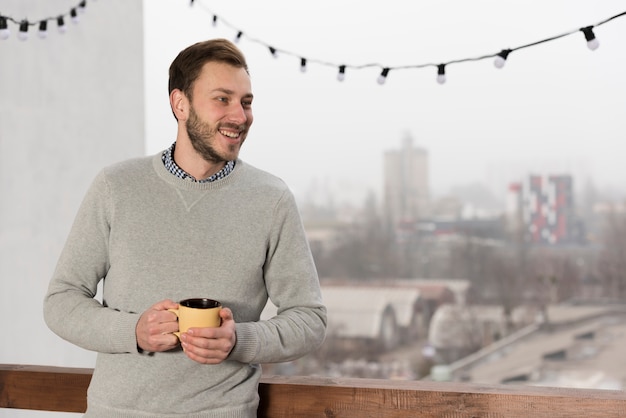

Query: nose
[227,103,250,125]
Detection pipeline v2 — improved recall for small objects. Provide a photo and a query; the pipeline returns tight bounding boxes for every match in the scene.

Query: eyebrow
[212,88,254,100]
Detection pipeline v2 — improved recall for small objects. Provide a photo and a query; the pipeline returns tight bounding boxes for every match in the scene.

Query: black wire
[194,3,626,73]
[1,1,86,27]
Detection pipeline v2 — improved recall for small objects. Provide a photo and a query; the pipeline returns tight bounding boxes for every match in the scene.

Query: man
[44,38,327,417]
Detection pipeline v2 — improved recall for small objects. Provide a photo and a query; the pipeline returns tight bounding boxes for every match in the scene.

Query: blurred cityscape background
[262,133,626,390]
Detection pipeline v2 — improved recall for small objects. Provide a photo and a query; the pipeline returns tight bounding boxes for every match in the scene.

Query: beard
[186,106,241,164]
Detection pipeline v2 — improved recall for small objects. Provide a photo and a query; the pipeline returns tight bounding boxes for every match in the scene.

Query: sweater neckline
[152,153,242,191]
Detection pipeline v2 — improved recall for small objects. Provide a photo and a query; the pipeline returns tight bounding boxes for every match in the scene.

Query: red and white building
[507,174,580,245]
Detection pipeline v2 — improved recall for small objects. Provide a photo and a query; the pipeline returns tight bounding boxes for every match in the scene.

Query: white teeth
[220,130,239,138]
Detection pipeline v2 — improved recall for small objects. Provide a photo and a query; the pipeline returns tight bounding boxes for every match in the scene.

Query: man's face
[185,61,254,164]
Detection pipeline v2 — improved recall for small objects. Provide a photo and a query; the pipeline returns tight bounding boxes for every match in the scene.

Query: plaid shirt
[161,142,235,183]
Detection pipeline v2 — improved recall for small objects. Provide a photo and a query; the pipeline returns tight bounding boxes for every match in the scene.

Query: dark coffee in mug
[180,298,221,309]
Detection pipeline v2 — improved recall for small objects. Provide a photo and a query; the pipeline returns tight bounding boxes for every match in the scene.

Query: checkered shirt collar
[161,142,235,183]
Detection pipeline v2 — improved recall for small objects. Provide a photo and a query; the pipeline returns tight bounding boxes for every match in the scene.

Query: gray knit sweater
[43,153,327,417]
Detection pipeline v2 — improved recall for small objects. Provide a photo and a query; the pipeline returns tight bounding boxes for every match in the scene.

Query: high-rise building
[505,182,523,236]
[508,174,582,245]
[383,133,430,235]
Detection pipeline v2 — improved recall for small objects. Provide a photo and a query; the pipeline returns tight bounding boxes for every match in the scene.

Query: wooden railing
[2,364,626,417]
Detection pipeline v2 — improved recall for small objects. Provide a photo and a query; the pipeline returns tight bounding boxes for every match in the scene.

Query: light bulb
[587,38,600,51]
[38,20,48,39]
[494,49,511,69]
[377,68,389,85]
[234,31,242,43]
[18,20,29,41]
[70,8,79,24]
[300,58,307,73]
[268,46,278,58]
[0,16,10,40]
[436,64,446,85]
[580,26,599,51]
[337,65,346,82]
[57,16,66,34]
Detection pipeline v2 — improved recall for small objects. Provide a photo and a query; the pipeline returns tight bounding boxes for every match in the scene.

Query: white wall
[0,1,144,416]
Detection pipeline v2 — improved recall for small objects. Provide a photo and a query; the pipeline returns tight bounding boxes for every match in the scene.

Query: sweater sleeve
[228,189,327,364]
[43,170,141,354]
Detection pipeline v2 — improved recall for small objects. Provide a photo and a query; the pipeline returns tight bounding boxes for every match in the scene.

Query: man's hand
[179,307,237,364]
[136,299,180,353]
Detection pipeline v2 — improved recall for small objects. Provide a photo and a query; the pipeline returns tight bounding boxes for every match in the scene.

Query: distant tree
[313,191,402,279]
[595,204,626,300]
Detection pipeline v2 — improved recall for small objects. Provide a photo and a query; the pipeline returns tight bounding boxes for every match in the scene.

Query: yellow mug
[168,298,222,338]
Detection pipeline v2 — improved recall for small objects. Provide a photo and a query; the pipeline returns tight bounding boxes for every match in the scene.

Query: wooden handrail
[2,364,626,417]
[0,364,92,413]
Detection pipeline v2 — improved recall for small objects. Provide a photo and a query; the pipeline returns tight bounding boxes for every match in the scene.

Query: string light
[494,49,511,69]
[38,21,48,39]
[70,8,80,24]
[18,20,29,41]
[57,16,67,34]
[377,68,390,85]
[0,16,10,40]
[337,65,346,82]
[580,26,599,50]
[189,1,625,85]
[436,64,446,84]
[0,1,623,88]
[0,1,89,41]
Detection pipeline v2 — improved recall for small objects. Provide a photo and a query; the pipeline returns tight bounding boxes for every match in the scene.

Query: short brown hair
[168,38,249,100]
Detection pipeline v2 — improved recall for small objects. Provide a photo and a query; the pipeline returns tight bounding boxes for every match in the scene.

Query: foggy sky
[144,1,626,207]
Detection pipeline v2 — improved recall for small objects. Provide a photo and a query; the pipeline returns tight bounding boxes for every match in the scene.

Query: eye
[242,100,253,108]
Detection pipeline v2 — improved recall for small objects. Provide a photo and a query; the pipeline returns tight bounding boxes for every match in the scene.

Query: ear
[170,89,188,121]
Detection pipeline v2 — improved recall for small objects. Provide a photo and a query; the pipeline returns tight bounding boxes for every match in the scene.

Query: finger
[183,348,222,365]
[158,318,180,334]
[145,308,178,326]
[151,299,179,311]
[184,327,218,339]
[219,307,234,323]
[154,332,180,348]
[183,330,234,353]
[137,319,180,352]
[181,338,229,364]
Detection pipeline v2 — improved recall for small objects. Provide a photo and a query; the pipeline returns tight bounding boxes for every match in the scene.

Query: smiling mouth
[219,129,241,139]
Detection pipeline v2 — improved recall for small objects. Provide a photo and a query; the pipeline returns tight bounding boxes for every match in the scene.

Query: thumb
[219,307,234,321]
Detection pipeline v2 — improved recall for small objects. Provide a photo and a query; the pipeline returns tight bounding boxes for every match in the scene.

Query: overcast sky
[144,1,626,207]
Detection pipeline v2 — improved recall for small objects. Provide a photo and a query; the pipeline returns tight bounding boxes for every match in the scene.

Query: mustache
[217,122,247,132]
